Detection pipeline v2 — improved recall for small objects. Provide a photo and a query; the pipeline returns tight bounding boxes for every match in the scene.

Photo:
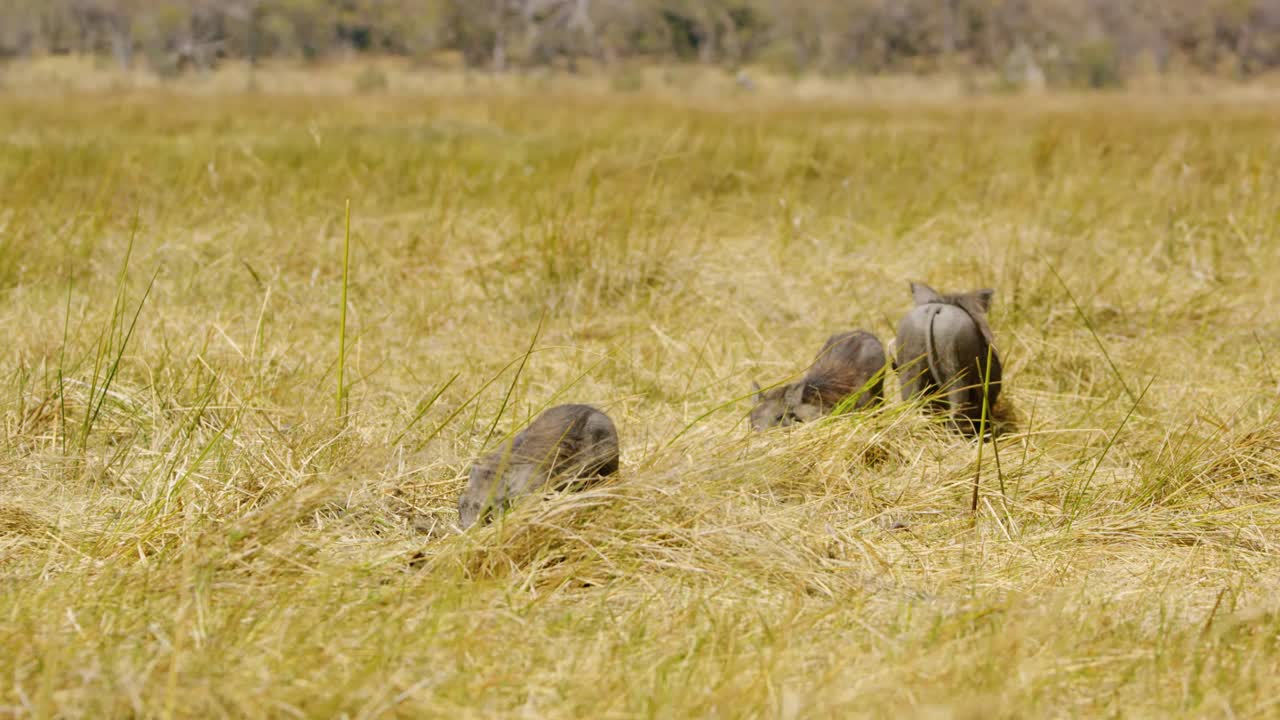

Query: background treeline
[4,0,1280,87]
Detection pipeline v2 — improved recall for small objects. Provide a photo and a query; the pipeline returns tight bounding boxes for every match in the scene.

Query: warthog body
[750,330,887,430]
[458,404,620,529]
[894,282,1002,434]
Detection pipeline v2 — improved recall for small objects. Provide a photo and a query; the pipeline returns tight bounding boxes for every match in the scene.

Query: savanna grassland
[2,65,1280,718]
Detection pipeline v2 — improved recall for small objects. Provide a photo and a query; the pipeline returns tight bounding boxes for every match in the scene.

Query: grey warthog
[458,404,620,529]
[750,330,887,430]
[894,282,1003,434]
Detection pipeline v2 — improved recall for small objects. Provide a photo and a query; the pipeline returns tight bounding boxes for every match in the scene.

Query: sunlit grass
[1,65,1279,717]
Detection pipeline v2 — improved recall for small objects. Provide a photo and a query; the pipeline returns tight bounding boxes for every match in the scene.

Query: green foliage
[353,64,389,93]
[1075,39,1125,90]
[609,65,644,92]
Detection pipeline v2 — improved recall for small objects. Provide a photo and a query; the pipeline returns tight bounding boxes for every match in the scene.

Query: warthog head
[750,330,887,431]
[749,380,823,431]
[458,404,620,529]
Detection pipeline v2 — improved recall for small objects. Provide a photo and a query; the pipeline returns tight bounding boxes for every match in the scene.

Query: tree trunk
[493,27,507,70]
[697,13,715,64]
[248,2,260,67]
[492,0,508,71]
[942,0,956,57]
[108,25,132,70]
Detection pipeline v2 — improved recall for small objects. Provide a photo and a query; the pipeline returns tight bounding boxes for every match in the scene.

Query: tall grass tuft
[337,198,352,422]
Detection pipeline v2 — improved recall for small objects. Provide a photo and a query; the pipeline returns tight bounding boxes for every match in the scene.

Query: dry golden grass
[2,61,1280,718]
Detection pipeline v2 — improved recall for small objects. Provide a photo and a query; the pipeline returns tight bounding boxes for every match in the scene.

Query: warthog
[894,282,1003,434]
[458,404,620,529]
[750,330,887,430]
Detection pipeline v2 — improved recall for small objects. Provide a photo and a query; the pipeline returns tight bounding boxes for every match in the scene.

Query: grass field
[3,65,1280,717]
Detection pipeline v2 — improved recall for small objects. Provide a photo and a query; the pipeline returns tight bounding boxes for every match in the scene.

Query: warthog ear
[751,380,762,403]
[911,282,942,306]
[971,288,995,312]
[783,382,806,408]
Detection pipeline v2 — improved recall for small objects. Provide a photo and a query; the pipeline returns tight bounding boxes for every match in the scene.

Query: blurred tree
[3,0,1280,85]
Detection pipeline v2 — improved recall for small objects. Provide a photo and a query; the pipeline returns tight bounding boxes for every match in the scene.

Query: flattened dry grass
[2,67,1280,717]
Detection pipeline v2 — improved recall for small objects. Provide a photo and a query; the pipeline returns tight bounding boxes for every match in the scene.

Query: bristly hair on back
[909,282,996,346]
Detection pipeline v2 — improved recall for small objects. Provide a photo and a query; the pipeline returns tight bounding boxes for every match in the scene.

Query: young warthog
[458,404,620,529]
[750,330,887,430]
[894,282,1003,434]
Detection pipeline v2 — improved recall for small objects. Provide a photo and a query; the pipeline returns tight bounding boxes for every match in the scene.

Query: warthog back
[458,404,620,528]
[750,330,887,430]
[894,282,1002,434]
